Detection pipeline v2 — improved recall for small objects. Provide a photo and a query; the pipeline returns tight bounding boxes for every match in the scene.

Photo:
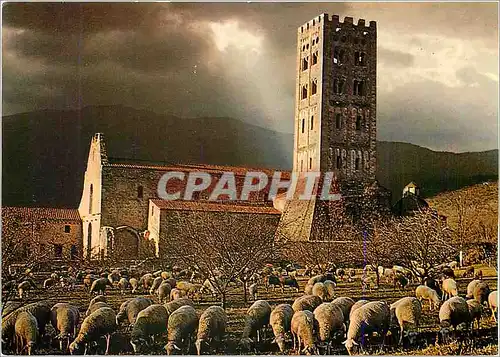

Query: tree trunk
[375,269,380,288]
[243,280,248,304]
[222,292,227,310]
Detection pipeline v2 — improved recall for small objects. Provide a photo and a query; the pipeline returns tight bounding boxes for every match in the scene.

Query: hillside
[2,106,498,207]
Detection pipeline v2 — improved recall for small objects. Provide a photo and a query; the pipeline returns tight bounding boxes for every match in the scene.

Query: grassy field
[2,265,498,355]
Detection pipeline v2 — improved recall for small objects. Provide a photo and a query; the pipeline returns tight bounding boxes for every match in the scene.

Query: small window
[309,158,313,170]
[356,115,362,130]
[137,185,144,199]
[70,245,78,260]
[355,157,361,171]
[300,160,303,171]
[54,244,63,259]
[310,116,314,130]
[301,85,308,99]
[64,225,71,233]
[311,80,317,95]
[302,57,308,71]
[312,52,318,65]
[335,114,341,129]
[336,155,342,169]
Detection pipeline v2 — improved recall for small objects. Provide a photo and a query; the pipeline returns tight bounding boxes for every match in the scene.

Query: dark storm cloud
[2,2,498,152]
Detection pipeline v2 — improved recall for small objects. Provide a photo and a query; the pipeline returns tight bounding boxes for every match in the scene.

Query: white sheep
[239,300,271,351]
[466,280,481,299]
[313,302,345,354]
[158,282,172,304]
[438,296,471,343]
[50,303,80,352]
[292,295,322,313]
[269,303,294,353]
[14,311,38,355]
[312,282,328,301]
[149,276,164,295]
[130,278,139,293]
[488,290,497,322]
[323,280,336,301]
[195,306,227,355]
[69,307,117,355]
[441,278,458,301]
[89,277,113,295]
[130,304,169,353]
[117,277,129,294]
[390,297,421,345]
[291,310,318,355]
[331,297,356,326]
[164,305,199,355]
[466,299,482,330]
[164,297,195,315]
[415,285,441,311]
[116,297,154,327]
[343,301,390,355]
[349,300,369,321]
[248,283,258,301]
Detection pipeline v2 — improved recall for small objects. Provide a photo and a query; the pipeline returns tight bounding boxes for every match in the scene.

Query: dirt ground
[2,265,498,355]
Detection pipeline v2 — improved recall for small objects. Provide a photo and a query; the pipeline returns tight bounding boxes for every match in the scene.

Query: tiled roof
[106,161,291,178]
[1,206,81,221]
[150,199,281,215]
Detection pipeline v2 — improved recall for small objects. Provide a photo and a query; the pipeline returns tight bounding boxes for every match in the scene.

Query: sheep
[86,302,110,316]
[448,261,458,269]
[472,281,490,305]
[343,301,391,355]
[424,277,442,298]
[307,274,325,286]
[116,297,154,327]
[130,304,169,353]
[323,280,336,301]
[129,277,139,293]
[165,305,199,355]
[170,288,186,300]
[165,278,177,289]
[138,273,154,291]
[266,275,281,290]
[440,267,455,279]
[69,307,117,355]
[361,275,376,291]
[150,276,164,295]
[390,297,422,345]
[83,274,93,290]
[248,283,258,301]
[164,297,195,315]
[438,296,471,343]
[161,271,170,280]
[474,270,483,280]
[14,311,38,355]
[280,276,299,293]
[291,310,318,355]
[269,304,294,353]
[86,295,107,315]
[466,280,481,299]
[17,281,34,299]
[304,284,314,295]
[331,297,356,326]
[313,302,345,354]
[158,282,172,304]
[195,306,227,355]
[90,277,113,295]
[239,300,272,351]
[488,290,497,322]
[349,300,369,320]
[466,299,482,330]
[312,282,328,301]
[2,301,51,348]
[117,277,129,294]
[462,266,474,278]
[200,279,218,298]
[442,278,458,301]
[50,303,80,352]
[415,285,441,311]
[292,295,322,313]
[393,274,409,290]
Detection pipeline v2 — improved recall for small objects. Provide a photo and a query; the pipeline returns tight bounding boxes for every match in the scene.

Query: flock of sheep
[1,262,497,355]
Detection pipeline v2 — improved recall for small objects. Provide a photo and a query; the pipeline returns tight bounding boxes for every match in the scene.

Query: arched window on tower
[335,113,341,129]
[302,57,309,71]
[301,85,308,99]
[309,157,313,170]
[301,119,305,133]
[310,115,314,130]
[364,151,370,171]
[356,115,362,131]
[311,79,317,95]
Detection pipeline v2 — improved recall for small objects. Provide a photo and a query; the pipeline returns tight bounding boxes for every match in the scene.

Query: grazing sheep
[269,304,294,353]
[86,295,107,315]
[390,297,422,345]
[312,282,328,301]
[164,298,195,315]
[266,275,281,290]
[415,285,441,311]
[138,273,155,291]
[116,297,154,327]
[161,271,170,280]
[130,278,139,293]
[466,299,482,330]
[466,280,481,299]
[440,267,455,279]
[165,305,199,355]
[170,288,186,301]
[14,311,38,355]
[86,302,110,316]
[307,274,325,286]
[331,297,356,326]
[291,310,318,355]
[117,278,129,294]
[279,276,299,293]
[361,275,376,291]
[50,303,80,352]
[150,276,164,295]
[472,281,490,305]
[488,291,497,322]
[83,274,93,290]
[343,301,391,355]
[248,283,258,301]
[90,277,113,295]
[394,274,409,290]
[69,307,117,355]
[130,304,169,353]
[323,280,336,301]
[165,278,177,289]
[17,281,34,299]
[43,278,56,289]
[424,278,442,299]
[349,300,370,320]
[442,278,458,301]
[2,301,51,347]
[292,295,322,313]
[438,297,471,343]
[239,300,272,351]
[195,306,227,355]
[313,302,345,353]
[158,282,172,304]
[304,284,314,295]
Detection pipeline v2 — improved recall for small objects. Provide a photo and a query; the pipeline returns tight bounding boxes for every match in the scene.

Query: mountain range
[2,105,497,207]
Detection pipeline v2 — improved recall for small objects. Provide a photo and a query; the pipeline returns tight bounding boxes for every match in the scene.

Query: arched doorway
[112,227,139,260]
[87,222,92,260]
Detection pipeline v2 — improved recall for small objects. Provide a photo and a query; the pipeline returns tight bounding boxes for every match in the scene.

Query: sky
[2,2,499,152]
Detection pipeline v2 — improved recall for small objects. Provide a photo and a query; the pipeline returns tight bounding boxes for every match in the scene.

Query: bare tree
[391,209,457,283]
[165,211,286,309]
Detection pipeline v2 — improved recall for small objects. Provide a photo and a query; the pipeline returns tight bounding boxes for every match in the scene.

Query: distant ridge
[2,105,497,207]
